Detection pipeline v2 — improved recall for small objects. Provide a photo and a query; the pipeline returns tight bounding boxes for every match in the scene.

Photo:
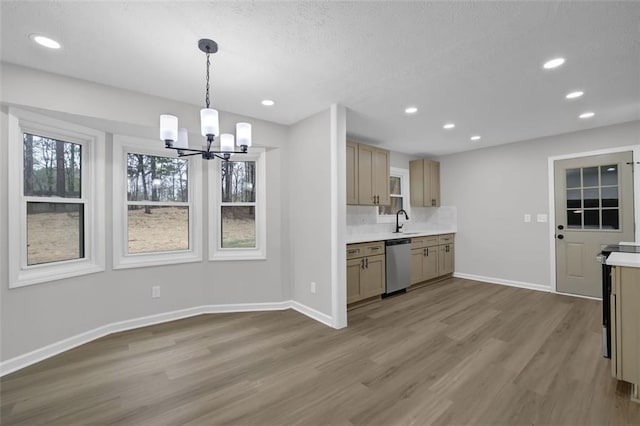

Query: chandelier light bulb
[160,114,178,143]
[175,128,189,149]
[200,108,220,137]
[236,122,252,148]
[220,134,235,152]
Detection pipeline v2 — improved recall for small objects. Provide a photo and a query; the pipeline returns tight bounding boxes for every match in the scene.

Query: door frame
[547,145,640,297]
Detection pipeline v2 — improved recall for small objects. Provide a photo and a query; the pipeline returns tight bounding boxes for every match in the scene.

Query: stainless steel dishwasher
[385,238,412,295]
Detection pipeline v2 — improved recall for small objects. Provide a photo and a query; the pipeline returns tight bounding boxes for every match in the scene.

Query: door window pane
[221,161,255,203]
[566,169,581,188]
[583,167,599,187]
[567,210,582,229]
[127,154,188,202]
[127,206,189,254]
[27,202,84,265]
[221,206,256,248]
[24,133,82,198]
[583,210,600,229]
[601,165,618,186]
[566,189,581,209]
[602,209,620,230]
[583,188,600,208]
[602,186,619,208]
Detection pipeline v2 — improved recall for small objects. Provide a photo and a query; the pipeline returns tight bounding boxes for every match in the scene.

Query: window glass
[221,161,255,203]
[127,205,189,254]
[566,168,581,189]
[23,133,82,198]
[27,202,84,265]
[601,165,618,186]
[390,176,401,196]
[564,165,620,230]
[221,206,256,248]
[127,153,188,202]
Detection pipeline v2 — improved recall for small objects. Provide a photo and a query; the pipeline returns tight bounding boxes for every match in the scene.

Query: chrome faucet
[395,209,409,233]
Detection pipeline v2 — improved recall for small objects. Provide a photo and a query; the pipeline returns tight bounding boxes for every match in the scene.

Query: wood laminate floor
[2,278,639,425]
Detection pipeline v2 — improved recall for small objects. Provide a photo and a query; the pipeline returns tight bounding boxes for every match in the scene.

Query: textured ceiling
[1,1,639,155]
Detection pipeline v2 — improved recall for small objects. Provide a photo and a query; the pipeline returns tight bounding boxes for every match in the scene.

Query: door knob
[557,234,564,240]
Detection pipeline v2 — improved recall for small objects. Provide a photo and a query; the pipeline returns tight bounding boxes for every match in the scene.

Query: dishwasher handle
[386,238,412,246]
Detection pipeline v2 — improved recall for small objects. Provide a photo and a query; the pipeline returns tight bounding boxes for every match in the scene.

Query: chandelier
[159,39,251,161]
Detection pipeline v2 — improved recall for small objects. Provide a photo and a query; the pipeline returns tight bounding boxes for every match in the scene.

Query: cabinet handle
[348,249,359,254]
[373,195,376,204]
[423,248,426,256]
[446,245,450,252]
[371,247,380,251]
[427,247,429,256]
[361,259,365,269]
[431,199,436,206]
[365,258,369,268]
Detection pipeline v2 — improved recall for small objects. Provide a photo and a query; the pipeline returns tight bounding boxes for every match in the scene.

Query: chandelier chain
[205,51,211,109]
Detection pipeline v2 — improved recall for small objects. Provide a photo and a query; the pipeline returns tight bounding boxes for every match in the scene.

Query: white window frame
[112,135,202,269]
[209,148,266,261]
[377,167,410,223]
[7,108,106,288]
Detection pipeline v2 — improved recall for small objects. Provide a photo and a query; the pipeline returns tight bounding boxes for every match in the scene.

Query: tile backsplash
[346,205,457,235]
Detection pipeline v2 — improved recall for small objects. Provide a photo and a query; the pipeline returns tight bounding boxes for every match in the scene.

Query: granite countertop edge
[345,229,457,245]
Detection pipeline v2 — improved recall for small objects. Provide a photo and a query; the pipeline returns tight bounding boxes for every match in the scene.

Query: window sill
[10,263,105,289]
[209,251,267,262]
[113,253,202,270]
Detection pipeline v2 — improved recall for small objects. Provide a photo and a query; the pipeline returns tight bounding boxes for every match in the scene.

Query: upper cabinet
[410,159,440,207]
[346,141,359,205]
[347,140,390,206]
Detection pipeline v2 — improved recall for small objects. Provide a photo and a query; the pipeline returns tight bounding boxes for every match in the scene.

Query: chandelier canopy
[159,39,251,161]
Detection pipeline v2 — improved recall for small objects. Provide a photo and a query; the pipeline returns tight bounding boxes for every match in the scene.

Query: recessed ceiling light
[579,112,595,119]
[261,99,275,106]
[30,34,61,49]
[443,123,455,129]
[566,91,584,99]
[543,57,565,69]
[470,136,481,141]
[404,106,418,114]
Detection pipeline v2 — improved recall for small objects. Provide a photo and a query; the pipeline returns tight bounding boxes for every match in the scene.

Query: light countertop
[346,229,457,245]
[606,252,640,268]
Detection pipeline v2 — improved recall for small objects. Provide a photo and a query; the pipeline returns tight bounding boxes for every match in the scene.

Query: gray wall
[0,64,291,361]
[438,121,640,288]
[288,109,334,316]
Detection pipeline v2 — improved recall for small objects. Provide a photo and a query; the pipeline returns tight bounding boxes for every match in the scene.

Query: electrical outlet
[310,282,317,294]
[524,214,531,223]
[152,286,160,298]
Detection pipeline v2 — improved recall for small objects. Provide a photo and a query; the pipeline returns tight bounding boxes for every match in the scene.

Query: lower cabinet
[410,234,454,285]
[347,242,386,304]
[411,246,438,284]
[439,244,454,275]
[610,266,640,389]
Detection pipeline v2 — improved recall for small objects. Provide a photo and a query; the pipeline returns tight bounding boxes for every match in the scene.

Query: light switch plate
[537,214,548,223]
[524,214,531,223]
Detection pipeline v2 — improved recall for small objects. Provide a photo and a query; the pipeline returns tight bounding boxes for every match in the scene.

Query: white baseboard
[453,272,551,293]
[0,300,330,377]
[290,301,334,328]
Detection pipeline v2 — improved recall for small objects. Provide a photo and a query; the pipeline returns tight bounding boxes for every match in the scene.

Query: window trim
[112,135,202,269]
[377,167,410,223]
[208,148,266,261]
[7,108,105,288]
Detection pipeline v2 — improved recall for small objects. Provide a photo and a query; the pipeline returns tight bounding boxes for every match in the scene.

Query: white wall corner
[330,104,347,329]
[290,300,335,328]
